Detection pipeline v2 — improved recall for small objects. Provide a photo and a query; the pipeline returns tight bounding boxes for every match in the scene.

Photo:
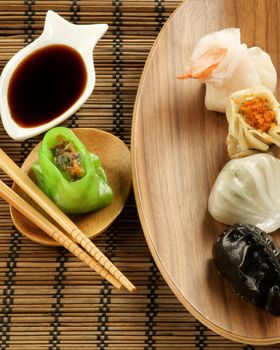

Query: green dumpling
[32,127,113,214]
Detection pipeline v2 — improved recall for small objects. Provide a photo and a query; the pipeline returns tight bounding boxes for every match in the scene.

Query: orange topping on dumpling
[177,47,228,80]
[239,97,276,133]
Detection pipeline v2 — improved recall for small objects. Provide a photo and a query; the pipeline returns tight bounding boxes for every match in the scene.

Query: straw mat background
[0,1,279,349]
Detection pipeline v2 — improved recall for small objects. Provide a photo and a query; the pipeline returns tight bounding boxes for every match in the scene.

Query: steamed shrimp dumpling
[178,28,277,113]
[247,47,277,93]
[180,28,246,86]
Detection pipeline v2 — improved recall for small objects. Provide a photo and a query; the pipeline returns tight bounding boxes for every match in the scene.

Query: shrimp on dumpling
[178,28,277,113]
[226,86,280,158]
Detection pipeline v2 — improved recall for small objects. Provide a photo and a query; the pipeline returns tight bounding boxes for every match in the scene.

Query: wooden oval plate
[11,128,131,246]
[132,0,280,345]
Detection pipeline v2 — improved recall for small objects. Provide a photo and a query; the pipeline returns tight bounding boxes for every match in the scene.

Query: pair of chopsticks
[0,148,136,293]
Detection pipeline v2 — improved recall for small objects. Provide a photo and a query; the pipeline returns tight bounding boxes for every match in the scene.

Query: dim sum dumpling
[226,86,280,159]
[247,47,277,93]
[178,28,277,113]
[208,153,280,233]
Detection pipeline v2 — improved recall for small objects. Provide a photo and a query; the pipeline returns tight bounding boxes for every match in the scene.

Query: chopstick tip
[130,286,137,293]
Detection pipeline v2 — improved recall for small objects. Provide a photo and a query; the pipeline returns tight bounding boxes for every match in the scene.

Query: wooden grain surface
[4,0,280,348]
[10,128,131,246]
[132,0,280,345]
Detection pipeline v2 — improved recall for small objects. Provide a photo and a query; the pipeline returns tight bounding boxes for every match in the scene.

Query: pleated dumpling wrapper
[32,127,113,214]
[208,153,280,233]
[178,28,277,113]
[226,86,280,159]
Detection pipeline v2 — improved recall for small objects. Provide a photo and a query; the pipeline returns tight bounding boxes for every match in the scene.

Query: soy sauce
[8,44,87,128]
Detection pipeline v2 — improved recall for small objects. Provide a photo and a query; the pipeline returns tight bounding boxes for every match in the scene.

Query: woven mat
[0,1,279,349]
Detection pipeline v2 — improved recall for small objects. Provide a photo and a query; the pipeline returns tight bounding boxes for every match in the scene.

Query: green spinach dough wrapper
[32,127,113,214]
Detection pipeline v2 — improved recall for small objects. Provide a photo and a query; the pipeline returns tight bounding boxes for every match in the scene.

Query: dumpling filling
[239,97,276,132]
[53,137,84,180]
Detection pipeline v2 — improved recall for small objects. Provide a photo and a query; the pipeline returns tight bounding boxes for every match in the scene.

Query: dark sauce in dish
[8,44,87,128]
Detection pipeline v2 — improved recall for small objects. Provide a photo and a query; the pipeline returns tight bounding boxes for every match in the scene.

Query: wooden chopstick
[0,179,122,290]
[0,148,136,293]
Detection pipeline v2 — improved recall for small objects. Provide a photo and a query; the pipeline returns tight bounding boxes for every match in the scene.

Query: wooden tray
[132,0,280,345]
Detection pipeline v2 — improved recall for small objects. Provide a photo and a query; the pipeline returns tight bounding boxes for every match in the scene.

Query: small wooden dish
[132,0,280,345]
[11,128,131,246]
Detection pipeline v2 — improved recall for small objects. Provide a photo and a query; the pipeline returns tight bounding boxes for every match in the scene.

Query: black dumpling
[213,224,280,314]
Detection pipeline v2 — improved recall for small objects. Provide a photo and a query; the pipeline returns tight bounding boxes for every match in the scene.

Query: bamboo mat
[0,1,279,349]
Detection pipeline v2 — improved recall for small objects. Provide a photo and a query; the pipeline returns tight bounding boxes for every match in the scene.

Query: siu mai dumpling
[226,86,280,159]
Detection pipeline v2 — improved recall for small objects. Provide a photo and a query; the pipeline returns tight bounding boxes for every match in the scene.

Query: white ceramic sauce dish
[0,10,108,141]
